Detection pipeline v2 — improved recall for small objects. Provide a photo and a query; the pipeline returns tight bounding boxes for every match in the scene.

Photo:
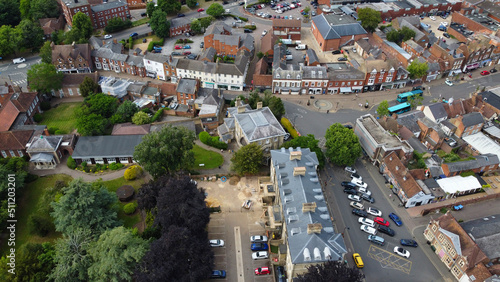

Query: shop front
[463,62,480,72]
[339,87,352,94]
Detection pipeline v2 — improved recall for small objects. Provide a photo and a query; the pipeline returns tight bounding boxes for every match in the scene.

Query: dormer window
[276,73,280,78]
[296,74,301,79]
[286,74,291,79]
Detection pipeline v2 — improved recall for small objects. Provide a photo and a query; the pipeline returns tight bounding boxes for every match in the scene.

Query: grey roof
[302,66,328,79]
[170,17,191,28]
[460,214,500,260]
[177,49,249,76]
[306,49,319,64]
[445,154,499,172]
[405,40,424,53]
[233,107,286,142]
[427,61,440,73]
[406,137,428,154]
[176,78,197,94]
[326,63,366,80]
[397,110,425,135]
[144,52,169,63]
[394,0,415,9]
[480,91,500,110]
[92,47,128,62]
[72,135,144,159]
[29,153,54,162]
[312,14,367,40]
[438,228,462,256]
[177,59,216,74]
[240,34,254,52]
[213,34,240,46]
[127,82,146,93]
[27,135,62,152]
[199,88,220,106]
[356,38,371,52]
[462,112,484,128]
[199,47,217,62]
[273,44,287,70]
[384,40,412,60]
[91,0,127,13]
[396,15,420,28]
[400,21,426,42]
[126,54,144,67]
[271,147,346,264]
[89,36,104,49]
[205,22,231,35]
[427,103,448,121]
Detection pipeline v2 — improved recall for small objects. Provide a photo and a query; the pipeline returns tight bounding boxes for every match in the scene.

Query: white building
[143,53,169,80]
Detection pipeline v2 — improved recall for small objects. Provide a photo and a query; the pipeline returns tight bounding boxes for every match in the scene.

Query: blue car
[400,239,418,248]
[130,32,138,38]
[210,270,226,279]
[153,46,162,50]
[251,243,268,251]
[389,212,403,226]
[183,45,191,49]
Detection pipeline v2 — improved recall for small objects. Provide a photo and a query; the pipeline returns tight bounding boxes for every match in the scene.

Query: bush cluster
[244,25,257,30]
[280,117,298,138]
[147,38,165,51]
[199,132,228,150]
[67,156,77,169]
[108,162,124,170]
[34,113,43,122]
[124,165,143,180]
[151,108,164,122]
[40,101,51,111]
[239,16,248,22]
[123,202,138,215]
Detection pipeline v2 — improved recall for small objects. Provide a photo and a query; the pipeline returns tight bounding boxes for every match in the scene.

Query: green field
[192,145,224,169]
[40,102,82,134]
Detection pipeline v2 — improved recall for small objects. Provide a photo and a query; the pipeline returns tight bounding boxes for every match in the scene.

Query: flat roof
[359,115,412,151]
[463,132,500,158]
[436,175,482,193]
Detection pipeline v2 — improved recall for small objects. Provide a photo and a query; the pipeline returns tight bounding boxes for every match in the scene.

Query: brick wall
[452,12,493,35]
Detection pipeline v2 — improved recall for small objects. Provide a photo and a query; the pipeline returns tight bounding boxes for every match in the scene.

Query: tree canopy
[50,229,93,281]
[386,26,416,45]
[111,100,139,124]
[65,12,92,43]
[0,25,16,57]
[376,100,390,116]
[104,17,132,34]
[0,0,21,27]
[282,134,325,168]
[79,76,101,98]
[157,0,181,15]
[231,143,263,175]
[407,60,429,79]
[133,125,196,179]
[14,19,44,50]
[0,242,55,281]
[30,0,60,21]
[296,260,364,282]
[150,10,170,38]
[206,3,225,18]
[324,123,362,166]
[357,8,381,33]
[82,93,119,118]
[146,2,156,18]
[39,41,52,64]
[187,0,198,8]
[27,63,64,93]
[132,111,151,125]
[0,158,28,231]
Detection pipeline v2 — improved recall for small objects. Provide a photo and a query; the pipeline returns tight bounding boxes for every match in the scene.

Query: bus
[388,103,411,115]
[396,90,423,103]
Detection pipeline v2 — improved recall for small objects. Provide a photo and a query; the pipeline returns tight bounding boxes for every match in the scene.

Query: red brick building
[90,38,146,77]
[52,42,93,73]
[176,78,199,108]
[203,22,254,58]
[311,14,367,51]
[0,92,41,132]
[356,1,462,22]
[61,0,130,29]
[272,18,301,40]
[170,17,191,37]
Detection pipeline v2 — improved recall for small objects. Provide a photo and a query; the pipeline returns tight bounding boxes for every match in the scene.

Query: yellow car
[353,253,364,268]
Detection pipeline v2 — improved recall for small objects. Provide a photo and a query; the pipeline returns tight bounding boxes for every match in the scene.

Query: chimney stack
[113,38,118,44]
[235,97,242,107]
[257,101,263,110]
[72,41,76,48]
[44,128,50,136]
[237,105,246,113]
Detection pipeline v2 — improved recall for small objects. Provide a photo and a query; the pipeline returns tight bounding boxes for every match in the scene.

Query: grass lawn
[0,174,73,256]
[132,18,149,27]
[192,145,224,169]
[133,34,161,45]
[40,102,82,134]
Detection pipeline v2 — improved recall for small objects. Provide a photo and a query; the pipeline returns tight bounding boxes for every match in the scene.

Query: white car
[357,187,372,196]
[262,30,268,36]
[351,173,362,181]
[210,239,225,247]
[345,166,356,174]
[394,247,411,258]
[360,225,377,235]
[350,201,364,210]
[358,217,375,227]
[12,57,26,64]
[348,194,361,202]
[252,251,269,260]
[445,80,453,86]
[430,16,436,21]
[276,9,283,13]
[104,34,113,39]
[250,235,268,243]
[440,21,448,26]
[351,179,368,189]
[367,207,382,217]
[257,12,263,16]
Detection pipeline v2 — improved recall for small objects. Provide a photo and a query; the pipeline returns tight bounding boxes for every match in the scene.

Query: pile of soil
[229,176,240,185]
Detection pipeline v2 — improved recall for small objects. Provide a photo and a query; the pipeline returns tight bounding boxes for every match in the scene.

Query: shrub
[244,25,257,30]
[199,131,211,143]
[54,130,64,135]
[147,38,165,51]
[280,117,299,138]
[48,127,59,134]
[128,36,133,49]
[440,207,448,214]
[124,165,143,180]
[109,162,124,170]
[28,214,53,237]
[238,16,248,22]
[81,161,88,168]
[67,156,77,169]
[40,101,51,111]
[123,202,138,215]
[151,108,164,122]
[199,132,228,150]
[34,113,43,122]
[460,171,475,177]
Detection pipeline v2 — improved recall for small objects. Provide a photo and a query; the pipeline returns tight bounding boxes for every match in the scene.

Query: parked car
[141,12,147,17]
[186,54,197,60]
[244,29,253,33]
[252,251,269,260]
[377,225,395,236]
[430,16,436,21]
[183,45,191,49]
[358,217,375,227]
[343,188,357,195]
[357,187,371,196]
[130,32,138,38]
[374,217,390,227]
[341,181,357,189]
[490,68,497,73]
[13,57,26,64]
[445,80,453,86]
[200,42,204,48]
[183,51,191,55]
[351,173,362,181]
[350,201,364,209]
[443,33,451,38]
[360,193,375,203]
[262,30,268,36]
[172,52,182,56]
[440,21,448,26]
[438,25,447,31]
[353,253,364,268]
[344,124,353,129]
[276,266,286,282]
[345,167,356,174]
[210,239,225,247]
[367,207,382,217]
[348,194,361,202]
[197,8,205,12]
[360,225,377,235]
[104,34,112,39]
[352,208,368,217]
[368,235,385,246]
[255,267,270,275]
[389,213,403,226]
[481,70,490,76]
[351,179,367,189]
[251,243,268,251]
[400,239,418,247]
[177,13,185,17]
[210,270,226,279]
[337,57,348,61]
[174,45,182,49]
[393,247,410,258]
[239,1,245,5]
[250,235,268,243]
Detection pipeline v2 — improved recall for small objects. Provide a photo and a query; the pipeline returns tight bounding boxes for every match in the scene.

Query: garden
[37,102,82,134]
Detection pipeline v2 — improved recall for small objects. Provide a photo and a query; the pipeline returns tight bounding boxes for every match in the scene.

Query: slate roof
[396,110,425,135]
[92,47,128,62]
[199,47,217,62]
[144,52,169,63]
[271,147,346,264]
[312,14,367,40]
[405,40,424,53]
[233,107,286,142]
[111,123,151,135]
[177,49,249,76]
[177,78,197,94]
[213,34,240,47]
[302,66,328,79]
[171,17,191,28]
[479,91,500,110]
[91,0,127,13]
[52,43,91,64]
[306,49,319,65]
[462,112,484,128]
[444,154,499,173]
[273,44,287,70]
[460,214,500,260]
[72,135,144,159]
[356,38,371,52]
[326,63,365,80]
[205,22,231,35]
[427,103,448,121]
[27,135,62,152]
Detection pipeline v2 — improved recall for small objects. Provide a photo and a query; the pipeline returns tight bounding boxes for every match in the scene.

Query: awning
[30,153,54,162]
[340,87,352,92]
[466,63,480,69]
[352,86,363,90]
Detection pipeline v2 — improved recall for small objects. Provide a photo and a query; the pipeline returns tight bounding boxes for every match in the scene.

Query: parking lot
[420,14,455,44]
[248,0,314,21]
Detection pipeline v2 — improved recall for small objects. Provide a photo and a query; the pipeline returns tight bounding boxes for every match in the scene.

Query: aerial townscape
[3,0,500,280]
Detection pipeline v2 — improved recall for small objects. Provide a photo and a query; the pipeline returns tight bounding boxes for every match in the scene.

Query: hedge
[147,38,165,51]
[109,162,124,170]
[199,132,228,150]
[280,117,298,138]
[239,16,248,22]
[151,108,164,122]
[244,25,257,30]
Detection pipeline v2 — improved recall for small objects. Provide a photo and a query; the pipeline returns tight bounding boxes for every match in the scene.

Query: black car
[337,57,348,61]
[412,86,425,91]
[244,29,253,33]
[343,188,358,195]
[360,193,374,203]
[343,124,353,129]
[443,33,451,38]
[400,239,418,248]
[352,208,368,217]
[172,52,182,56]
[341,181,357,189]
[239,1,245,5]
[377,225,395,236]
[177,13,186,17]
[141,12,147,17]
[491,68,497,73]
[223,1,229,4]
[332,50,341,55]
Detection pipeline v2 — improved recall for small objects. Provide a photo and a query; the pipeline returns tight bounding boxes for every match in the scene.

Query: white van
[295,44,306,50]
[13,57,26,64]
[286,55,293,60]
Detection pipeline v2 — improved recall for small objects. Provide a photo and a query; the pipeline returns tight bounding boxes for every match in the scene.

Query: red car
[374,217,390,227]
[183,51,191,55]
[481,70,490,76]
[197,8,204,12]
[174,45,182,49]
[255,267,270,275]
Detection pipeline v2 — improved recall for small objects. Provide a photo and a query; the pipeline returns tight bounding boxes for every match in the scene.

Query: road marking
[366,245,412,275]
[234,226,245,282]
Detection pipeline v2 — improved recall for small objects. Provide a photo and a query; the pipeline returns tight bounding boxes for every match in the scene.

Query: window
[9,150,14,157]
[451,266,461,278]
[17,150,23,157]
[68,89,73,96]
[1,151,7,158]
[354,82,357,85]
[274,137,278,142]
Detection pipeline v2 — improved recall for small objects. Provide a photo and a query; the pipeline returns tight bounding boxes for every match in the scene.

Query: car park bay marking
[367,245,412,275]
[234,226,245,282]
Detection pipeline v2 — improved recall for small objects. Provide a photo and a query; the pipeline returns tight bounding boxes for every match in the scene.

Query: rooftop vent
[291,227,301,235]
[310,177,319,183]
[307,223,322,234]
[323,228,334,234]
[284,195,294,203]
[314,195,325,201]
[293,166,306,176]
[305,162,314,167]
[288,214,299,223]
[302,202,317,213]
[320,214,330,220]
[281,179,290,186]
[282,189,292,195]
[286,207,296,214]
[317,207,328,213]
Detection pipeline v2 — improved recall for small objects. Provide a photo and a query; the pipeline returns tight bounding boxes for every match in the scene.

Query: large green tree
[186,0,197,8]
[357,7,381,33]
[407,60,428,79]
[264,93,285,120]
[150,10,170,38]
[76,112,107,136]
[324,123,362,166]
[146,2,156,17]
[376,100,390,116]
[199,16,214,30]
[0,242,55,281]
[0,0,21,26]
[0,158,27,232]
[231,143,263,175]
[206,3,225,18]
[50,229,93,281]
[65,12,92,43]
[104,17,132,34]
[88,227,149,282]
[79,76,101,97]
[132,111,151,125]
[83,93,119,118]
[296,260,364,282]
[27,63,63,93]
[158,0,181,15]
[386,26,416,45]
[0,25,16,57]
[190,19,202,34]
[30,0,60,21]
[39,41,52,64]
[50,179,120,236]
[282,134,325,168]
[14,19,44,50]
[133,125,196,179]
[20,0,31,20]
[111,100,138,124]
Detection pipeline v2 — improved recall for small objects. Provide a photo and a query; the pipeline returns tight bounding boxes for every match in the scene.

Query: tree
[282,134,325,168]
[257,51,264,59]
[357,7,381,33]
[0,242,55,281]
[83,93,119,118]
[150,10,170,38]
[0,0,21,27]
[190,19,202,34]
[400,26,416,42]
[376,100,390,116]
[88,227,149,282]
[27,63,63,93]
[20,0,31,20]
[146,1,156,17]
[386,29,400,43]
[132,111,151,125]
[408,93,424,109]
[133,125,196,179]
[50,179,120,236]
[158,0,181,15]
[407,60,428,79]
[296,260,364,282]
[30,0,60,21]
[79,76,101,97]
[65,12,92,43]
[104,17,132,33]
[114,100,138,123]
[199,16,213,30]
[14,19,44,50]
[76,112,107,136]
[247,90,262,109]
[304,7,310,14]
[324,123,362,166]
[39,41,53,64]
[206,3,225,18]
[266,96,285,120]
[51,29,65,45]
[0,158,28,231]
[0,25,15,57]
[386,26,416,45]
[187,0,198,8]
[231,143,263,175]
[50,229,93,281]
